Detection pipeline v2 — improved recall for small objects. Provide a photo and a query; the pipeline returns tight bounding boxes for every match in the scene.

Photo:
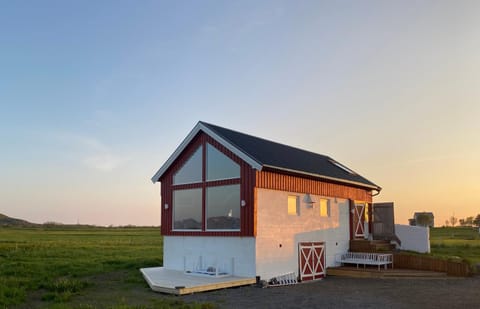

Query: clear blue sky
[1,0,479,226]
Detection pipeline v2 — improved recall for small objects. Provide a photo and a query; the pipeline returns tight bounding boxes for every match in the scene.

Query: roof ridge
[199,121,332,160]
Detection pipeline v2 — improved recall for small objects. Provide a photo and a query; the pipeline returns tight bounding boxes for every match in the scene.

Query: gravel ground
[18,271,479,308]
[182,276,480,309]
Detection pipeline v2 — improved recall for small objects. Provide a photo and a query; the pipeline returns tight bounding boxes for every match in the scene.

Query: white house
[151,121,381,281]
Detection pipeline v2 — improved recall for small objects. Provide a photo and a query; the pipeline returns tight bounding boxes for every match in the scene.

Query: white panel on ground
[395,224,430,253]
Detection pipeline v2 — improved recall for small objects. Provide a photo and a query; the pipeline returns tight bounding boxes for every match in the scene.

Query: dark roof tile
[200,121,380,190]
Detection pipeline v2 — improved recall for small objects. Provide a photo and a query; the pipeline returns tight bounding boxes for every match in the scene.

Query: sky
[1,0,479,227]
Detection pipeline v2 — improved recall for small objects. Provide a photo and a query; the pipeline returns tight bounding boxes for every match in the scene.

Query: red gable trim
[159,132,256,237]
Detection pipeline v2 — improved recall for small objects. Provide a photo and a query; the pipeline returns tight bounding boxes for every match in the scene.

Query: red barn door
[351,202,366,239]
[298,242,325,281]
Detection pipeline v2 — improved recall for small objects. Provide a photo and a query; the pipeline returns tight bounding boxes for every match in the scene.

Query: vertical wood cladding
[159,132,256,237]
[255,171,373,202]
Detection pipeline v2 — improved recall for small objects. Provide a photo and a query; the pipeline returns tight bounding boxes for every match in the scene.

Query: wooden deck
[327,266,447,278]
[140,267,257,295]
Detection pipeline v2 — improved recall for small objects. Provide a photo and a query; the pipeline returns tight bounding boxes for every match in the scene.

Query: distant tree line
[444,214,480,227]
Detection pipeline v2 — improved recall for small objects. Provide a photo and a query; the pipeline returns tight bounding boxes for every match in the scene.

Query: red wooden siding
[159,132,373,238]
[255,170,373,202]
[159,132,256,237]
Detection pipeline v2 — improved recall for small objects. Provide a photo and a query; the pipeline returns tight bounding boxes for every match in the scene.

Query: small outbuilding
[151,121,381,282]
[409,212,434,228]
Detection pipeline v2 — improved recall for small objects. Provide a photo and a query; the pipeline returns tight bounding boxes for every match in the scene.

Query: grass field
[430,227,480,264]
[1,226,479,308]
[0,227,214,308]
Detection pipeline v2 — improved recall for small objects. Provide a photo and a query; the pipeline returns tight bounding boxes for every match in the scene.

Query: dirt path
[182,276,480,309]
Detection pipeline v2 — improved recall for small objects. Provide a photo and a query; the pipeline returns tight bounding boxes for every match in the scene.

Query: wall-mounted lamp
[303,193,315,207]
[241,200,246,207]
[164,203,169,210]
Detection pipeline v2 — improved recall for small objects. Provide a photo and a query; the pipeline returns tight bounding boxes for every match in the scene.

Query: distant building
[409,212,434,227]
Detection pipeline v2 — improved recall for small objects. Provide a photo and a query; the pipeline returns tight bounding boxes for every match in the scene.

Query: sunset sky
[1,1,479,227]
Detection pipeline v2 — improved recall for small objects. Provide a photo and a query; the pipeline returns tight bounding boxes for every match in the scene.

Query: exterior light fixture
[241,200,246,207]
[164,203,169,210]
[303,193,315,207]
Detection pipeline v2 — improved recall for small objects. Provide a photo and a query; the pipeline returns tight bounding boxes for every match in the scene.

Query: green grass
[0,226,215,308]
[2,225,478,307]
[430,227,480,265]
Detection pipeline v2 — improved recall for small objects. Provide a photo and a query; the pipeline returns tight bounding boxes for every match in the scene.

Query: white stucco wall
[163,236,256,277]
[255,188,350,280]
[395,224,430,253]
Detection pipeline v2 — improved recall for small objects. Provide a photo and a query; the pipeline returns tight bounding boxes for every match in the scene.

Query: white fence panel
[395,224,430,253]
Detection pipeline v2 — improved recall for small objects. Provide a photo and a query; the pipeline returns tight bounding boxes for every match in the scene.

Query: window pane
[173,146,202,184]
[206,143,240,181]
[173,188,202,229]
[206,184,240,230]
[320,199,330,217]
[288,195,299,215]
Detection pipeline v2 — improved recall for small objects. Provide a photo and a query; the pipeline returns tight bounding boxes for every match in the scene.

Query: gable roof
[151,121,381,191]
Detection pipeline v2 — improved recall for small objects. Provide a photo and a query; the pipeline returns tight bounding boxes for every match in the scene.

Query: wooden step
[371,242,396,252]
[350,240,395,253]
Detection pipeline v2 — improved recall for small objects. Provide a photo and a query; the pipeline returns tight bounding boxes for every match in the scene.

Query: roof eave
[262,164,381,191]
[151,122,262,183]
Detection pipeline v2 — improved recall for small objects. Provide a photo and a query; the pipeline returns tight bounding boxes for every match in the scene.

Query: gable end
[159,132,256,237]
[151,122,262,183]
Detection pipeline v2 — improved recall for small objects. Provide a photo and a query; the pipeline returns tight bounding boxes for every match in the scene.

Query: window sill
[172,229,202,232]
[165,230,249,237]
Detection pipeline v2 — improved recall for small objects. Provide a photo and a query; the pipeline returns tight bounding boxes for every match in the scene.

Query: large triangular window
[173,146,202,185]
[172,141,241,232]
[206,143,240,181]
